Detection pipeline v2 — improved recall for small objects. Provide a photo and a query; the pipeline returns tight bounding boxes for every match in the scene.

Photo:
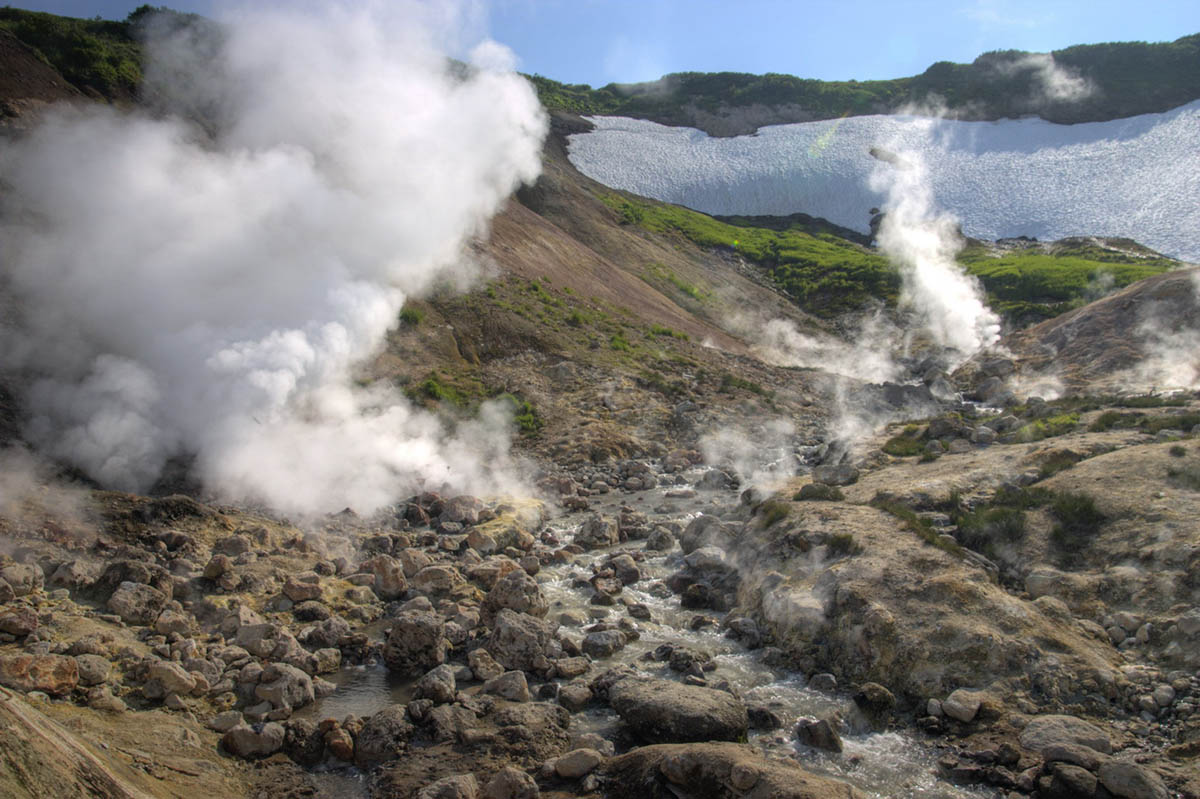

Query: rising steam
[869,118,1002,363]
[0,4,548,515]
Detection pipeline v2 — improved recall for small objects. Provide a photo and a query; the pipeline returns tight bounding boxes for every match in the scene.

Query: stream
[306,473,992,798]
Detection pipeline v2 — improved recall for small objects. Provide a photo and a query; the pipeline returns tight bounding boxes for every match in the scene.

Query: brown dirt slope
[0,29,81,122]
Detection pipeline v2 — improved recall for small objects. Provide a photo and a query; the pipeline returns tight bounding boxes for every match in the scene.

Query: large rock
[362,555,408,601]
[147,660,196,695]
[486,609,556,673]
[794,717,842,753]
[0,564,43,597]
[417,774,478,799]
[106,581,167,626]
[482,766,539,799]
[413,664,457,705]
[222,722,285,759]
[1019,714,1112,754]
[606,675,748,744]
[1097,760,1170,799]
[0,654,78,695]
[602,742,865,799]
[255,662,314,711]
[0,606,38,637]
[575,515,618,550]
[484,569,548,619]
[811,463,859,486]
[355,705,414,767]
[384,612,446,675]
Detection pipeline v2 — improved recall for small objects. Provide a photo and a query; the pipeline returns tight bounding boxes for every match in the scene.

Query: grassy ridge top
[602,192,1176,322]
[0,6,142,98]
[533,33,1200,129]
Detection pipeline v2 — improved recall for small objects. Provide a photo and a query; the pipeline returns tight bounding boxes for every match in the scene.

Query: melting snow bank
[566,101,1200,263]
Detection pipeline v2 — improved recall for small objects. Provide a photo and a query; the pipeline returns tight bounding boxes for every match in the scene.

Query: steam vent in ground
[0,6,1199,799]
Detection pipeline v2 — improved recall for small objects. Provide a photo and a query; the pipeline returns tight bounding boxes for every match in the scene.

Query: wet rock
[417,773,479,799]
[1019,714,1112,754]
[487,609,556,673]
[747,705,784,730]
[603,742,863,798]
[0,654,78,695]
[485,569,549,619]
[680,515,728,555]
[794,717,843,753]
[355,705,414,766]
[0,564,43,597]
[582,629,627,659]
[606,674,748,744]
[645,528,676,552]
[853,682,896,725]
[484,670,531,702]
[1050,764,1098,797]
[222,722,286,759]
[557,682,592,712]
[1097,760,1169,799]
[0,606,38,637]
[384,611,446,675]
[414,664,457,705]
[555,747,604,778]
[575,515,618,550]
[283,718,325,767]
[255,662,314,711]
[482,766,539,799]
[106,581,167,625]
[326,725,355,761]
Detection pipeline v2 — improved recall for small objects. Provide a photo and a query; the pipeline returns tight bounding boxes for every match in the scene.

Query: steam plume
[0,4,547,515]
[995,52,1096,104]
[869,119,1001,363]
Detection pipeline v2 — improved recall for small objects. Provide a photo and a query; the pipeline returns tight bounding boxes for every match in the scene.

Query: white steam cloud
[996,52,1096,104]
[750,314,903,384]
[869,120,1002,363]
[0,4,548,515]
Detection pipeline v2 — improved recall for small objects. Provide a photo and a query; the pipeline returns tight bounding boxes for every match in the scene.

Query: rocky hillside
[1,8,1199,799]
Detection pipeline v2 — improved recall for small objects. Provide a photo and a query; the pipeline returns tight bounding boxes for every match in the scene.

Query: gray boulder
[486,609,556,673]
[107,581,167,625]
[222,722,285,759]
[1098,760,1169,799]
[606,675,748,744]
[1019,714,1112,754]
[384,611,446,675]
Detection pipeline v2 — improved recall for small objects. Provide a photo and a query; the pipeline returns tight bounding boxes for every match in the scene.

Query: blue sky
[11,0,1200,85]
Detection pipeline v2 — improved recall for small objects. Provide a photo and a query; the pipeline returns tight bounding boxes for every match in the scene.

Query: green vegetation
[1012,412,1079,442]
[1037,449,1088,479]
[758,500,791,528]
[958,243,1174,323]
[607,195,1175,322]
[532,34,1200,127]
[496,392,542,434]
[718,373,772,398]
[1048,491,1107,561]
[1168,462,1200,491]
[648,323,688,340]
[642,261,710,303]
[1170,444,1188,457]
[871,495,963,556]
[882,427,926,457]
[0,7,145,98]
[827,532,862,557]
[1089,410,1200,434]
[954,506,1027,557]
[609,196,896,316]
[399,306,424,326]
[794,483,844,502]
[609,334,631,352]
[409,373,471,407]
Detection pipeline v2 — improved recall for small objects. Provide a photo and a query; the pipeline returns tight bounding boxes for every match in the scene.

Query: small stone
[942,689,983,722]
[729,763,759,791]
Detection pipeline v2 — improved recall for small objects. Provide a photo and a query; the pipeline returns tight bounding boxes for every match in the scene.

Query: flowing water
[306,477,993,797]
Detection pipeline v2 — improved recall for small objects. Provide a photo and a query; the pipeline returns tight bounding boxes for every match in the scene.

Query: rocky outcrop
[601,742,865,798]
[603,674,748,744]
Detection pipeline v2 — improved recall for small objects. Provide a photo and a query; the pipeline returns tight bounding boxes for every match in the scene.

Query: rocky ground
[2,353,1199,798]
